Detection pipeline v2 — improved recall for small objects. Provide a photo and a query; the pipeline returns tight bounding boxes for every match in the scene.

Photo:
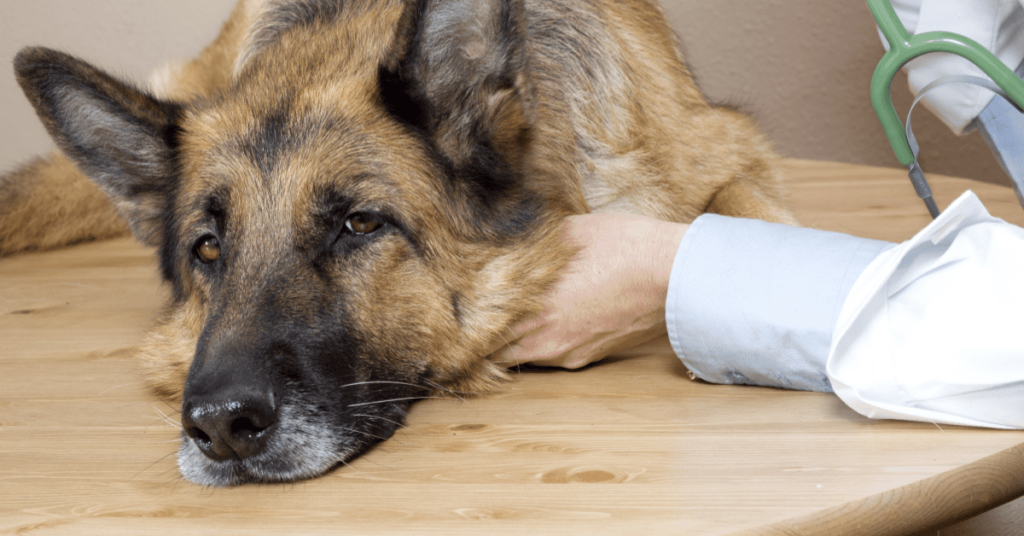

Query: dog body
[2,0,795,486]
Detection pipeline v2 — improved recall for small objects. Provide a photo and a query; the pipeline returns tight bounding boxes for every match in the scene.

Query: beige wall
[661,0,1009,187]
[0,0,1011,187]
[0,0,235,171]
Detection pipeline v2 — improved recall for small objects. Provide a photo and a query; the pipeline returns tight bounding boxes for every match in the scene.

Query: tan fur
[1,0,801,393]
[4,0,798,483]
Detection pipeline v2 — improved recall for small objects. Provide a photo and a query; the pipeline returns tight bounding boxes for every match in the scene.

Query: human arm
[487,211,891,392]
[489,195,1024,429]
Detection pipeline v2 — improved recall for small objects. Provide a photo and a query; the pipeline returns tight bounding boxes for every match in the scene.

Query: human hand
[487,212,688,369]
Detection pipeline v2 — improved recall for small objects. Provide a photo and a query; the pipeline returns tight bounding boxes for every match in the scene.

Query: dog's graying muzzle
[182,383,278,462]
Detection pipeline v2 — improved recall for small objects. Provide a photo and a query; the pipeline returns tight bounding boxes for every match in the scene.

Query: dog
[1,0,797,486]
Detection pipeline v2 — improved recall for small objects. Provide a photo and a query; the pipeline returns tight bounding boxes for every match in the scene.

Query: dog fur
[2,0,796,486]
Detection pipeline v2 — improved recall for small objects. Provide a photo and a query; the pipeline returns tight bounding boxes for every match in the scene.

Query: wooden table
[2,160,1022,535]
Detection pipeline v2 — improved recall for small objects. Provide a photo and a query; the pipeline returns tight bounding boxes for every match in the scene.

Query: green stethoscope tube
[868,0,1024,166]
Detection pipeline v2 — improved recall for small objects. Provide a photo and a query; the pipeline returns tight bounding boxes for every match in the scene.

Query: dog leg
[0,151,128,256]
[706,178,799,226]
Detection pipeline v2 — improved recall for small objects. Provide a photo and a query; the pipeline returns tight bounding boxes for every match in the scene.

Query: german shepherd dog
[2,0,796,486]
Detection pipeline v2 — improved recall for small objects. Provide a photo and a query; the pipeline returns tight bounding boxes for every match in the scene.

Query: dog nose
[182,390,277,461]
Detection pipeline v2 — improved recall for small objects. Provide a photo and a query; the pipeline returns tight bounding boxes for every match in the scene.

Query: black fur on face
[167,97,451,483]
[178,248,422,485]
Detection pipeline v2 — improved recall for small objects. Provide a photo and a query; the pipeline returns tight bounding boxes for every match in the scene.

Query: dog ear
[392,0,534,183]
[14,47,180,247]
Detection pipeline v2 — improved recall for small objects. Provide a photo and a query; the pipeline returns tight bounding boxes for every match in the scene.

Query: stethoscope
[868,0,1024,218]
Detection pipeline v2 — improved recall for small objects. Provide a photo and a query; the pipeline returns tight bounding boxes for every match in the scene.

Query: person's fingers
[485,214,686,370]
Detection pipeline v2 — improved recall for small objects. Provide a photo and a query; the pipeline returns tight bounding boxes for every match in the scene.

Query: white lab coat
[667,191,1024,429]
[885,0,1024,134]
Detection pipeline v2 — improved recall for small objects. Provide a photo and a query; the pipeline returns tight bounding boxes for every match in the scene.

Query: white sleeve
[665,215,893,392]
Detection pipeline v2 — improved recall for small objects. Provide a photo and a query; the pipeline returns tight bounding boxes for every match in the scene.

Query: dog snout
[182,389,278,462]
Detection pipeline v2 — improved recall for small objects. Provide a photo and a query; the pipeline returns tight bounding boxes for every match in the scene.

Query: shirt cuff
[665,214,892,392]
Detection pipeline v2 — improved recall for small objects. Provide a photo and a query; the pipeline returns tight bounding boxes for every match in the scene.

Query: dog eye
[345,214,381,235]
[194,235,221,263]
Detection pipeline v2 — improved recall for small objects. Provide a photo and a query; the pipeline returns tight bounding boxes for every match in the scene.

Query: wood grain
[730,442,1024,536]
[1,160,1022,535]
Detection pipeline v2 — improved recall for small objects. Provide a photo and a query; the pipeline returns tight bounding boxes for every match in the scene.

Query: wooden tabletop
[2,159,1022,535]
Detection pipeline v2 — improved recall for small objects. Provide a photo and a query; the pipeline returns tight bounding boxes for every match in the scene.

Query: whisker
[355,456,393,470]
[347,396,441,408]
[339,426,395,442]
[144,417,180,429]
[152,466,183,482]
[351,413,406,429]
[339,380,430,390]
[152,405,183,431]
[423,379,482,398]
[340,458,376,477]
[422,379,467,403]
[97,379,148,396]
[129,451,177,482]
[152,395,181,414]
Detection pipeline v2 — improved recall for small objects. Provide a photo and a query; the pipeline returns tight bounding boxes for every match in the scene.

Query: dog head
[15,0,580,485]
